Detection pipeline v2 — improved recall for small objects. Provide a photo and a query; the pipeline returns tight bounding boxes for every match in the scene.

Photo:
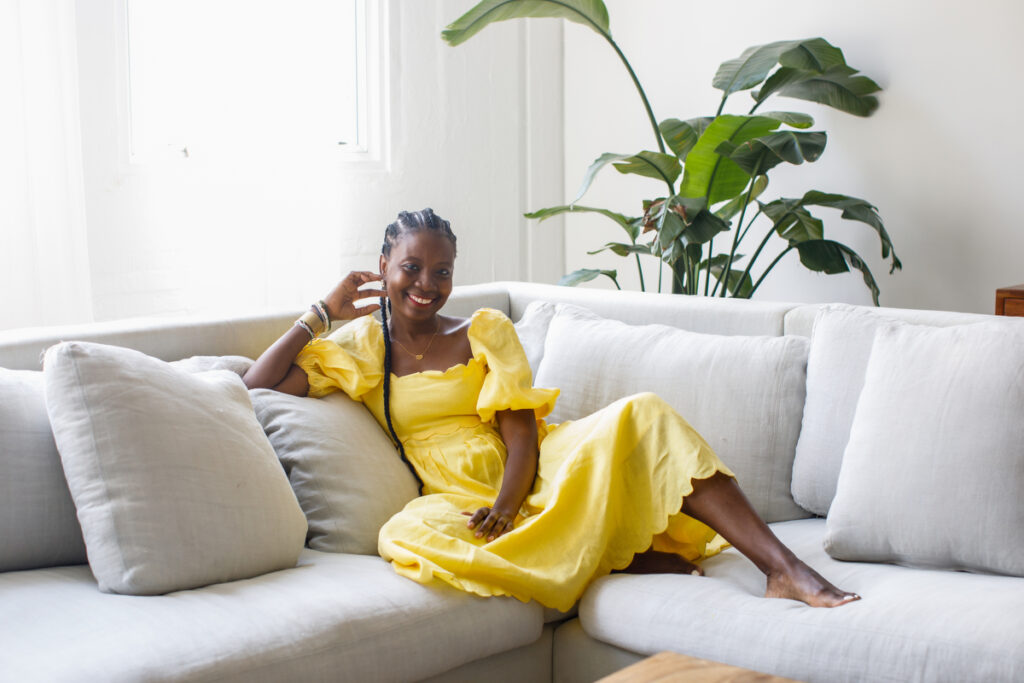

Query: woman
[243,208,859,611]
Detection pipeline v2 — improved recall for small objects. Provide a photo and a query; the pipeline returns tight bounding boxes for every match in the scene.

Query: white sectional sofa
[1,281,1022,682]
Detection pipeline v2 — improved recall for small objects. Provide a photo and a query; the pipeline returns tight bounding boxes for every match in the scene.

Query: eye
[437,269,452,278]
[402,263,420,272]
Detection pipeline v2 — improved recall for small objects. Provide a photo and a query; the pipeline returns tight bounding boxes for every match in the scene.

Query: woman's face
[379,230,455,323]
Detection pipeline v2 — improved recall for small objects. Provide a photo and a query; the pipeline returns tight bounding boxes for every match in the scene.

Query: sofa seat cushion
[0,549,543,683]
[578,518,1024,683]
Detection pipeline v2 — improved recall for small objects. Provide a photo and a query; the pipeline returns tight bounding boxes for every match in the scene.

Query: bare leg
[618,549,704,576]
[682,472,860,608]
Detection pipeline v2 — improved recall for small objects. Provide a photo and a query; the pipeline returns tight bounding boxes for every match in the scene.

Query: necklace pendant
[415,354,423,360]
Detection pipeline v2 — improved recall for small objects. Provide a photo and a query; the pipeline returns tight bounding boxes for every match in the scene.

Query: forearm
[493,409,539,515]
[242,324,311,394]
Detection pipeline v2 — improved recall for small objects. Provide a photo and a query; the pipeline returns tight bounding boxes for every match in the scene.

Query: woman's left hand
[463,506,517,542]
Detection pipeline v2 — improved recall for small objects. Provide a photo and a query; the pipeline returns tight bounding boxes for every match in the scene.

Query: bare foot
[765,559,860,608]
[617,550,704,576]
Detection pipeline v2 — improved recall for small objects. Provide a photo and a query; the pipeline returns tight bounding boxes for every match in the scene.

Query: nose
[415,270,436,293]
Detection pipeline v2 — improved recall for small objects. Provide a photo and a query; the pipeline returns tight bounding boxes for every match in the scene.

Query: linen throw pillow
[43,342,307,594]
[0,369,88,571]
[535,305,811,523]
[250,389,419,554]
[825,320,1024,576]
[0,355,254,573]
[790,305,901,515]
[513,300,559,379]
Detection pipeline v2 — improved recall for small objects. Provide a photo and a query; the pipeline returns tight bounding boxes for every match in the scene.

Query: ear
[379,254,387,278]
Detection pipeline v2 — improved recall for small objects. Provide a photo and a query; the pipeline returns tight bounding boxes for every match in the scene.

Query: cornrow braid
[382,207,457,258]
[379,295,424,494]
[378,208,456,495]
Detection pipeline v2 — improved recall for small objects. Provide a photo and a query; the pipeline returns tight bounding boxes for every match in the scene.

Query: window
[122,0,384,164]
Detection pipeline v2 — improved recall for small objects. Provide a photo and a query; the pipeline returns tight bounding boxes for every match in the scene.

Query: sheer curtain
[0,0,93,331]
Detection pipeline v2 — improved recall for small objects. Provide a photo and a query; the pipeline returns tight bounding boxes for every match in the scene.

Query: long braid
[379,208,456,495]
[380,295,424,493]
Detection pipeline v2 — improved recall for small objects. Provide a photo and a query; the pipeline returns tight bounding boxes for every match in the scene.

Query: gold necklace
[391,318,440,361]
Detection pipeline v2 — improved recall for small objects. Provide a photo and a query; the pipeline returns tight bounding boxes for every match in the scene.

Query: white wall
[563,0,1024,313]
[71,0,564,324]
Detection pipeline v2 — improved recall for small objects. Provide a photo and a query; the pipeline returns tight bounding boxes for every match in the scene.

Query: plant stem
[735,221,783,296]
[635,253,646,291]
[703,238,714,295]
[720,179,757,296]
[749,245,794,297]
[738,206,763,245]
[605,37,665,155]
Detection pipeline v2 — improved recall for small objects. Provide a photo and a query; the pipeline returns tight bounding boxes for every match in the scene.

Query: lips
[406,293,435,307]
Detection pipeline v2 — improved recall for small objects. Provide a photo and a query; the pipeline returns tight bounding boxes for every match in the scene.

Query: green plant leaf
[715,175,769,221]
[791,239,881,304]
[612,151,681,186]
[761,198,825,242]
[755,65,881,117]
[659,117,714,160]
[678,115,783,204]
[524,204,640,241]
[698,253,753,297]
[778,38,847,72]
[442,0,610,46]
[712,40,803,96]
[756,111,814,129]
[558,268,620,289]
[799,191,902,273]
[718,130,827,176]
[571,152,634,203]
[587,242,652,257]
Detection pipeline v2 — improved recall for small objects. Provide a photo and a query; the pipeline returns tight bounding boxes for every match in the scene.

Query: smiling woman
[242,208,860,611]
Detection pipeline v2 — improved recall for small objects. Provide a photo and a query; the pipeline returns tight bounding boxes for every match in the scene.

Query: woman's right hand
[323,271,386,322]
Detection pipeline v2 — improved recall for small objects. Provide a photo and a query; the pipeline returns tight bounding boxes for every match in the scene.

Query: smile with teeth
[407,293,434,306]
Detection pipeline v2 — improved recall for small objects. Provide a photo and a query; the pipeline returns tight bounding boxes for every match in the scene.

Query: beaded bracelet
[295,318,316,340]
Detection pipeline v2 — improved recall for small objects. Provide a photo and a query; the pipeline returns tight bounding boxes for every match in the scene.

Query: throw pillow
[250,389,419,554]
[0,369,87,571]
[513,300,559,378]
[535,305,811,523]
[824,319,1024,576]
[43,342,307,594]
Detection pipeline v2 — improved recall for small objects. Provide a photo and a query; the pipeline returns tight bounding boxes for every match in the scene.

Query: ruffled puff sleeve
[469,308,559,423]
[295,315,384,400]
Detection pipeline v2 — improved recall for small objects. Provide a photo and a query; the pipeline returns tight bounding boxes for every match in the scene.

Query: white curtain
[0,0,93,331]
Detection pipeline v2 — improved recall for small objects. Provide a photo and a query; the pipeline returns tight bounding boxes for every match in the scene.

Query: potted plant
[443,0,900,302]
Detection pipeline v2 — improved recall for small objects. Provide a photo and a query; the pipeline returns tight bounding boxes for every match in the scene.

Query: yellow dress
[296,308,732,611]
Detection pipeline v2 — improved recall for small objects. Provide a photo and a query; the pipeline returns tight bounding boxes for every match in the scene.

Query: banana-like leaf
[716,175,768,221]
[587,242,652,257]
[755,65,881,117]
[524,204,640,241]
[442,0,610,46]
[613,151,681,186]
[559,267,620,289]
[659,117,714,160]
[761,199,824,242]
[678,115,783,204]
[792,239,881,304]
[799,191,902,273]
[712,40,804,96]
[712,38,846,96]
[755,111,814,129]
[778,38,847,73]
[571,153,634,203]
[718,131,827,176]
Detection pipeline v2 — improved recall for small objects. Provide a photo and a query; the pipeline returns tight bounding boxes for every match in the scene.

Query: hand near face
[463,506,517,542]
[323,272,386,321]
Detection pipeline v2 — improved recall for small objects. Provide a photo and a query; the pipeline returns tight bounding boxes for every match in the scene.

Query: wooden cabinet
[996,284,1024,316]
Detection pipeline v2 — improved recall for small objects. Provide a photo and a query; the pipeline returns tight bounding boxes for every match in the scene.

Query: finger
[476,512,500,538]
[466,508,488,529]
[355,287,387,299]
[351,303,381,317]
[487,516,513,541]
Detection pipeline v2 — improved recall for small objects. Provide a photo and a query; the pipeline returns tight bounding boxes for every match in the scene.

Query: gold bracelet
[298,309,326,337]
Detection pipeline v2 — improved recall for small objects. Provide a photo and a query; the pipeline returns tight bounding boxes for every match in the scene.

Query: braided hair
[379,209,457,494]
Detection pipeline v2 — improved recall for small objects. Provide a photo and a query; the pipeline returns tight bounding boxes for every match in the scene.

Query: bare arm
[465,408,539,541]
[242,271,385,396]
